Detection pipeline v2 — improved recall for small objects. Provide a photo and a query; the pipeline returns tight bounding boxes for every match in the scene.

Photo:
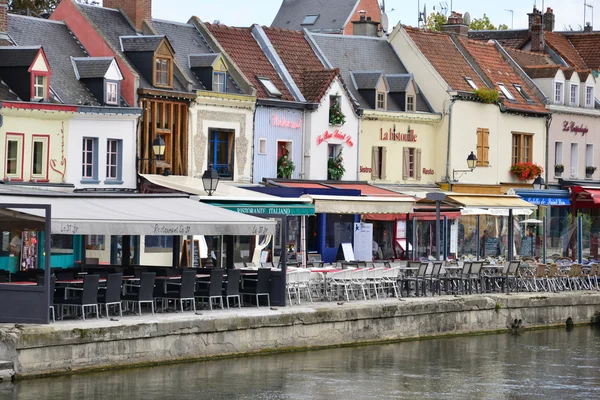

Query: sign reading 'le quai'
[380,128,417,142]
[563,121,589,135]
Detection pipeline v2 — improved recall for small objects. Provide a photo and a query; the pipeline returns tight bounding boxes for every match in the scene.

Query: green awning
[205,202,315,216]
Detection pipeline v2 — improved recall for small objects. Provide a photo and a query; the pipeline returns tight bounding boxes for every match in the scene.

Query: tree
[8,0,97,16]
[469,14,508,31]
[424,11,447,31]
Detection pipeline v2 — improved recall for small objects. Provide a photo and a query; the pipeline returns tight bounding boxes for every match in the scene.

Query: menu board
[181,240,201,268]
[20,231,38,271]
[485,237,500,256]
[341,243,355,261]
[353,223,373,262]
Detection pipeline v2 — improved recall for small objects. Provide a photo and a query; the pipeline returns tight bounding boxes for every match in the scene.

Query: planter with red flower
[277,151,295,179]
[509,162,544,182]
[328,149,345,180]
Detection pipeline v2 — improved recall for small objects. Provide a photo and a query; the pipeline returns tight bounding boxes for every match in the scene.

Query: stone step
[0,361,12,370]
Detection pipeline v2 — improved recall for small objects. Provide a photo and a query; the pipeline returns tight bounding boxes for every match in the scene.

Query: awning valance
[204,202,315,216]
[303,195,414,214]
[0,193,276,236]
[519,196,570,206]
[438,194,536,216]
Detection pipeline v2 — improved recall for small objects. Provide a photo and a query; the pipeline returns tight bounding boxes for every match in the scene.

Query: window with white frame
[376,92,386,110]
[406,95,415,111]
[513,84,532,102]
[106,139,121,180]
[213,72,226,93]
[106,82,118,105]
[31,136,48,179]
[586,86,594,107]
[570,84,579,106]
[570,143,579,178]
[258,138,267,155]
[465,77,478,90]
[555,141,563,167]
[82,137,97,180]
[554,81,563,104]
[33,75,46,99]
[497,83,515,100]
[586,144,594,169]
[5,134,23,179]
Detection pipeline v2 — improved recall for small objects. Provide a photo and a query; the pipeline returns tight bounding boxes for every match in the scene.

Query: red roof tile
[563,33,600,70]
[505,48,552,67]
[404,27,486,92]
[205,23,295,101]
[522,65,561,79]
[327,184,406,197]
[458,37,548,114]
[545,32,588,70]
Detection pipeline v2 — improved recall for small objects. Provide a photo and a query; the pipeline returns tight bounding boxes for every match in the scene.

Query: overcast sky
[149,0,597,31]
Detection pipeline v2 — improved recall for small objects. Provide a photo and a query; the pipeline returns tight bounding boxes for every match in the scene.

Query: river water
[2,327,599,399]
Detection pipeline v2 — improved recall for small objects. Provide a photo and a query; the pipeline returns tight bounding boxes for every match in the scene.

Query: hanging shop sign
[316,129,354,147]
[380,127,417,142]
[271,114,302,129]
[563,121,589,135]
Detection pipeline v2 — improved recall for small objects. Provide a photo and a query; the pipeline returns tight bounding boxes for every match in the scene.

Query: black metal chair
[56,274,100,320]
[195,269,224,310]
[222,269,241,309]
[240,268,271,307]
[98,273,123,317]
[158,270,196,312]
[123,272,156,315]
[40,276,57,323]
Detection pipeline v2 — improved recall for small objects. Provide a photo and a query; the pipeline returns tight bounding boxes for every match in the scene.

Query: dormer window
[213,72,226,93]
[106,82,118,105]
[586,86,594,108]
[302,15,319,25]
[513,84,532,102]
[155,57,171,87]
[407,95,415,111]
[257,77,282,98]
[377,92,386,110]
[465,77,478,90]
[554,81,564,104]
[570,84,579,106]
[497,83,515,101]
[33,75,47,100]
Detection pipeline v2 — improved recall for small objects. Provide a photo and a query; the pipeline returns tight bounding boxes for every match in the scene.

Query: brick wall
[0,0,8,33]
[103,0,151,31]
[344,0,381,35]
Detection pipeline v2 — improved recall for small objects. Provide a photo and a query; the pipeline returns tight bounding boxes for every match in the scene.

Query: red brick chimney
[441,12,468,36]
[103,0,152,31]
[528,8,545,53]
[0,0,8,34]
[543,8,555,32]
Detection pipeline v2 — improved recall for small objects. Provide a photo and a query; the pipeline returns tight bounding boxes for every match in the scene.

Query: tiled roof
[469,29,529,49]
[300,69,338,103]
[120,36,164,52]
[385,74,412,92]
[262,27,330,102]
[404,27,486,92]
[561,68,575,80]
[545,32,588,70]
[522,65,560,79]
[327,183,402,197]
[562,32,600,69]
[271,0,358,33]
[350,71,382,89]
[458,37,547,114]
[0,46,39,67]
[205,23,294,101]
[505,48,552,67]
[578,70,591,81]
[72,57,114,79]
[8,14,99,105]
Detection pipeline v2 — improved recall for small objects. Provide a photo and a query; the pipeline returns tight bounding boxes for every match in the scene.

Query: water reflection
[2,327,599,399]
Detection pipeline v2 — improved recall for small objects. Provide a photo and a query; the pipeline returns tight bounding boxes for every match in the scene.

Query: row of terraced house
[1,0,600,265]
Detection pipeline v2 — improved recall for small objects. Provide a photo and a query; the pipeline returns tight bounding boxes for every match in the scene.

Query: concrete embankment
[1,292,599,379]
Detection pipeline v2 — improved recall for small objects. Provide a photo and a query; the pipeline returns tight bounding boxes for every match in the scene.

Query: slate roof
[7,14,99,105]
[0,80,20,101]
[72,57,114,79]
[469,29,529,49]
[120,35,164,52]
[205,23,294,101]
[189,53,219,68]
[386,74,412,92]
[563,33,600,69]
[310,32,432,112]
[271,0,358,33]
[457,37,548,114]
[351,71,382,89]
[0,46,40,67]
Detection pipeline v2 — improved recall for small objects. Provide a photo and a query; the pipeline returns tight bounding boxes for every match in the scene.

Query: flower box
[509,162,544,182]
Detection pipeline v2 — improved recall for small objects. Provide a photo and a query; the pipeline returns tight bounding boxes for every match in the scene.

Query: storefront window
[371,220,394,260]
[51,235,74,255]
[86,235,105,251]
[325,214,354,249]
[145,236,173,249]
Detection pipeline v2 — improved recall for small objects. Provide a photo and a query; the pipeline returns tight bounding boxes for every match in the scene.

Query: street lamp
[453,151,478,181]
[152,135,166,160]
[533,175,545,190]
[202,165,220,196]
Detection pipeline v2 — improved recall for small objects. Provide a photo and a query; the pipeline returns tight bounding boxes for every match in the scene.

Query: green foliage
[425,11,447,31]
[329,97,346,126]
[327,149,345,181]
[586,166,597,175]
[277,151,295,179]
[554,164,565,173]
[469,14,507,31]
[474,88,500,104]
[8,0,60,14]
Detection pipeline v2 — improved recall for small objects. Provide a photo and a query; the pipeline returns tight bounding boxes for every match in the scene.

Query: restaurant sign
[380,127,417,142]
[316,129,354,147]
[563,121,589,135]
[271,114,302,129]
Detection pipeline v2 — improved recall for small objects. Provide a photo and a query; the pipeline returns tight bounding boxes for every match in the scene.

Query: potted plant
[327,149,345,180]
[473,88,500,104]
[509,162,544,182]
[277,151,295,179]
[554,164,564,176]
[586,166,597,178]
[329,98,346,126]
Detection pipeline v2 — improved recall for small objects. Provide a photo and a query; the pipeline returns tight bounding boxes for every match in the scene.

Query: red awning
[328,183,403,197]
[363,211,461,221]
[583,189,600,204]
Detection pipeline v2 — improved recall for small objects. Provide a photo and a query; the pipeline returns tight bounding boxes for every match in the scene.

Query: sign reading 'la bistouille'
[380,128,417,142]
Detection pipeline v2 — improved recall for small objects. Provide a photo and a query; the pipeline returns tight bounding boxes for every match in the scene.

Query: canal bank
[1,292,600,379]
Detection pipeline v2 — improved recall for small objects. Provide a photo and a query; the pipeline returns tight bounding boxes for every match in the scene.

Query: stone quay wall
[1,292,599,378]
